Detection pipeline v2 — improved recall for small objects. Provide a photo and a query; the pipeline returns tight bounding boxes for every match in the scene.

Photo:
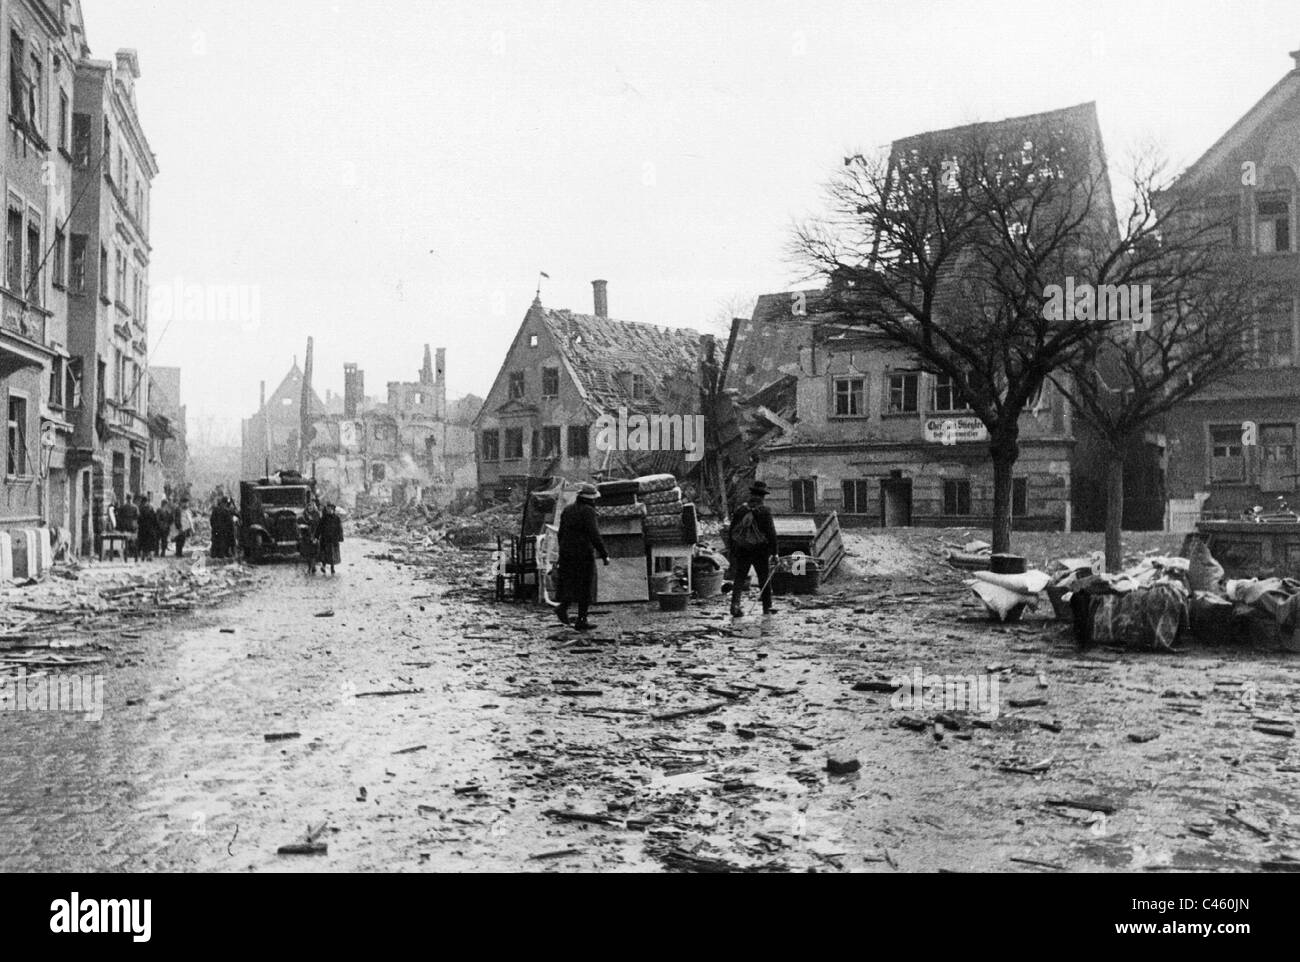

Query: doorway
[880,478,913,527]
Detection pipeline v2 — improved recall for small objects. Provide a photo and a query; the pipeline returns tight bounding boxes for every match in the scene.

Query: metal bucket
[692,568,724,598]
[658,590,689,612]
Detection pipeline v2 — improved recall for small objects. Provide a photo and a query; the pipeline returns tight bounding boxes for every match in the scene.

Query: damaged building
[473,281,702,506]
[241,349,479,509]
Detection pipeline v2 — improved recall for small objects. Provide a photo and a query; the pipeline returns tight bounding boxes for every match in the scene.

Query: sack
[731,510,767,550]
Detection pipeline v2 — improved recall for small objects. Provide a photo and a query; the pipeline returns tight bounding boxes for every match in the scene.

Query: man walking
[728,480,779,618]
[555,483,609,631]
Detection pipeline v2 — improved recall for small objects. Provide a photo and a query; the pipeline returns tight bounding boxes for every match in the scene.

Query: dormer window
[1256,195,1292,253]
[630,373,647,400]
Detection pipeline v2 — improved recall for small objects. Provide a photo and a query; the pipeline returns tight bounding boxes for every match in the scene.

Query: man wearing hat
[728,480,779,617]
[555,482,610,630]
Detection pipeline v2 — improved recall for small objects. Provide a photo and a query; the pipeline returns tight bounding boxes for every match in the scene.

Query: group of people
[110,494,196,560]
[299,499,344,576]
[551,478,780,631]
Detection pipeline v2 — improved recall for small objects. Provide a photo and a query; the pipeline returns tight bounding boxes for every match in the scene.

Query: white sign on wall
[924,417,988,445]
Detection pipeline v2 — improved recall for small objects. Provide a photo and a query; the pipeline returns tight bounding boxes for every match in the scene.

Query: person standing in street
[138,494,158,560]
[175,499,194,558]
[116,496,139,560]
[209,498,230,559]
[300,499,322,575]
[318,503,344,576]
[157,498,174,557]
[728,480,779,618]
[554,483,609,631]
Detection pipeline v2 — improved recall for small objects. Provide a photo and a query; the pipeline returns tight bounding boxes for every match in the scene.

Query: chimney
[1292,47,1300,72]
[592,279,608,319]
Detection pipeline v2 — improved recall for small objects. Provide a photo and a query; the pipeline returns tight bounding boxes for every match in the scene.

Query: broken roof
[536,301,701,415]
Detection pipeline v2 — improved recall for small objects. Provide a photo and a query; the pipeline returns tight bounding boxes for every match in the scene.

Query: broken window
[833,377,865,417]
[1256,195,1292,254]
[508,371,525,400]
[841,479,869,514]
[479,430,500,461]
[72,112,91,166]
[66,358,82,410]
[5,207,22,293]
[541,367,559,398]
[1262,424,1296,463]
[942,479,971,516]
[567,425,589,458]
[7,394,28,477]
[539,426,561,457]
[791,479,816,513]
[1210,426,1245,482]
[99,244,108,299]
[503,427,524,460]
[528,334,538,348]
[887,372,919,414]
[48,357,63,408]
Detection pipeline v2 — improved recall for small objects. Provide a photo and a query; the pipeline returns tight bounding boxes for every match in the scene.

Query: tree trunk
[989,431,1019,555]
[1104,448,1124,574]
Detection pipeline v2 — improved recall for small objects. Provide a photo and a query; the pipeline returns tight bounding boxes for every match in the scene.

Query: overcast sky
[84,0,1299,445]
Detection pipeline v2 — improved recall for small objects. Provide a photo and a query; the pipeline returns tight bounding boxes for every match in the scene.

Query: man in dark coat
[555,483,609,631]
[138,494,158,559]
[210,499,230,558]
[728,480,780,617]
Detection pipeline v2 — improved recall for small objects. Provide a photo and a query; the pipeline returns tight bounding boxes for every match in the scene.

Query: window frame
[541,366,560,399]
[567,424,589,458]
[942,478,972,517]
[503,427,524,461]
[6,392,30,479]
[841,478,869,514]
[1209,424,1247,482]
[832,376,866,418]
[791,478,817,513]
[507,371,526,400]
[886,371,920,415]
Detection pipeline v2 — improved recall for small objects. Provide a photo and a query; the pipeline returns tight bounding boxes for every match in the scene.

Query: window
[5,207,21,292]
[1250,297,1295,368]
[1262,424,1296,463]
[1013,478,1028,518]
[58,89,69,151]
[72,112,91,166]
[26,221,40,304]
[115,250,127,305]
[1210,426,1245,482]
[541,367,559,398]
[8,32,25,126]
[102,120,111,174]
[791,479,816,513]
[52,227,65,288]
[27,52,42,136]
[630,373,647,401]
[841,479,869,514]
[887,372,919,413]
[66,358,82,410]
[1256,195,1291,254]
[67,234,85,292]
[539,426,561,457]
[932,373,968,412]
[528,334,538,348]
[99,245,108,299]
[942,479,972,516]
[503,427,524,460]
[568,425,589,458]
[6,395,28,477]
[833,377,865,417]
[1207,196,1241,248]
[508,371,525,400]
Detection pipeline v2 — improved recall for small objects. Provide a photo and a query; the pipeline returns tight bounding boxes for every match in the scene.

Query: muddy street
[1,532,1296,873]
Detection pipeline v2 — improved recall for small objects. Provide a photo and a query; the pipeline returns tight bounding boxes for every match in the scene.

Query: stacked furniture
[638,474,695,595]
[594,479,650,602]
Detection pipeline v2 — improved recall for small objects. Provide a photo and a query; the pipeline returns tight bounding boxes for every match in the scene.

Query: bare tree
[791,107,1231,553]
[1052,164,1259,569]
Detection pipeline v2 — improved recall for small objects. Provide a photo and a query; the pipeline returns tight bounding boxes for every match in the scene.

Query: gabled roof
[260,360,328,419]
[536,299,701,414]
[1176,58,1300,190]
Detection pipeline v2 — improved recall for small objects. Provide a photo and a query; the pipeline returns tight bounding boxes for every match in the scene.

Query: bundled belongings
[945,540,994,571]
[1066,556,1192,651]
[1221,578,1300,649]
[965,569,1052,622]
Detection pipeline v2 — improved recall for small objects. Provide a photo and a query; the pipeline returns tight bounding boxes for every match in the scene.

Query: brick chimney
[592,279,608,319]
[1292,47,1300,72]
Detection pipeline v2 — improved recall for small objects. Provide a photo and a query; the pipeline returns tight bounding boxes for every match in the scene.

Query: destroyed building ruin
[242,348,479,510]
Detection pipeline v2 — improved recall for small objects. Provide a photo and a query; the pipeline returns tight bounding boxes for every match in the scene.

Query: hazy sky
[84,0,1299,445]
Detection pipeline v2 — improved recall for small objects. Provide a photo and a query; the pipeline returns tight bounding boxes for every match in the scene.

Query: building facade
[1163,47,1300,524]
[64,43,158,551]
[473,282,701,505]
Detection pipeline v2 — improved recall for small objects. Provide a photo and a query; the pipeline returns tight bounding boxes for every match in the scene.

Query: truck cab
[240,472,317,563]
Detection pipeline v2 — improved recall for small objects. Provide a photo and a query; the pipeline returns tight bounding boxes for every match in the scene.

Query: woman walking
[318,503,344,576]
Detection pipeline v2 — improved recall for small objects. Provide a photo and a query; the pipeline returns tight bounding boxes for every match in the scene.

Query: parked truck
[239,471,317,564]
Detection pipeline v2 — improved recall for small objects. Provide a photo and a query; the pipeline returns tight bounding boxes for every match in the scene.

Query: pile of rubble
[0,556,257,649]
[351,501,519,549]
